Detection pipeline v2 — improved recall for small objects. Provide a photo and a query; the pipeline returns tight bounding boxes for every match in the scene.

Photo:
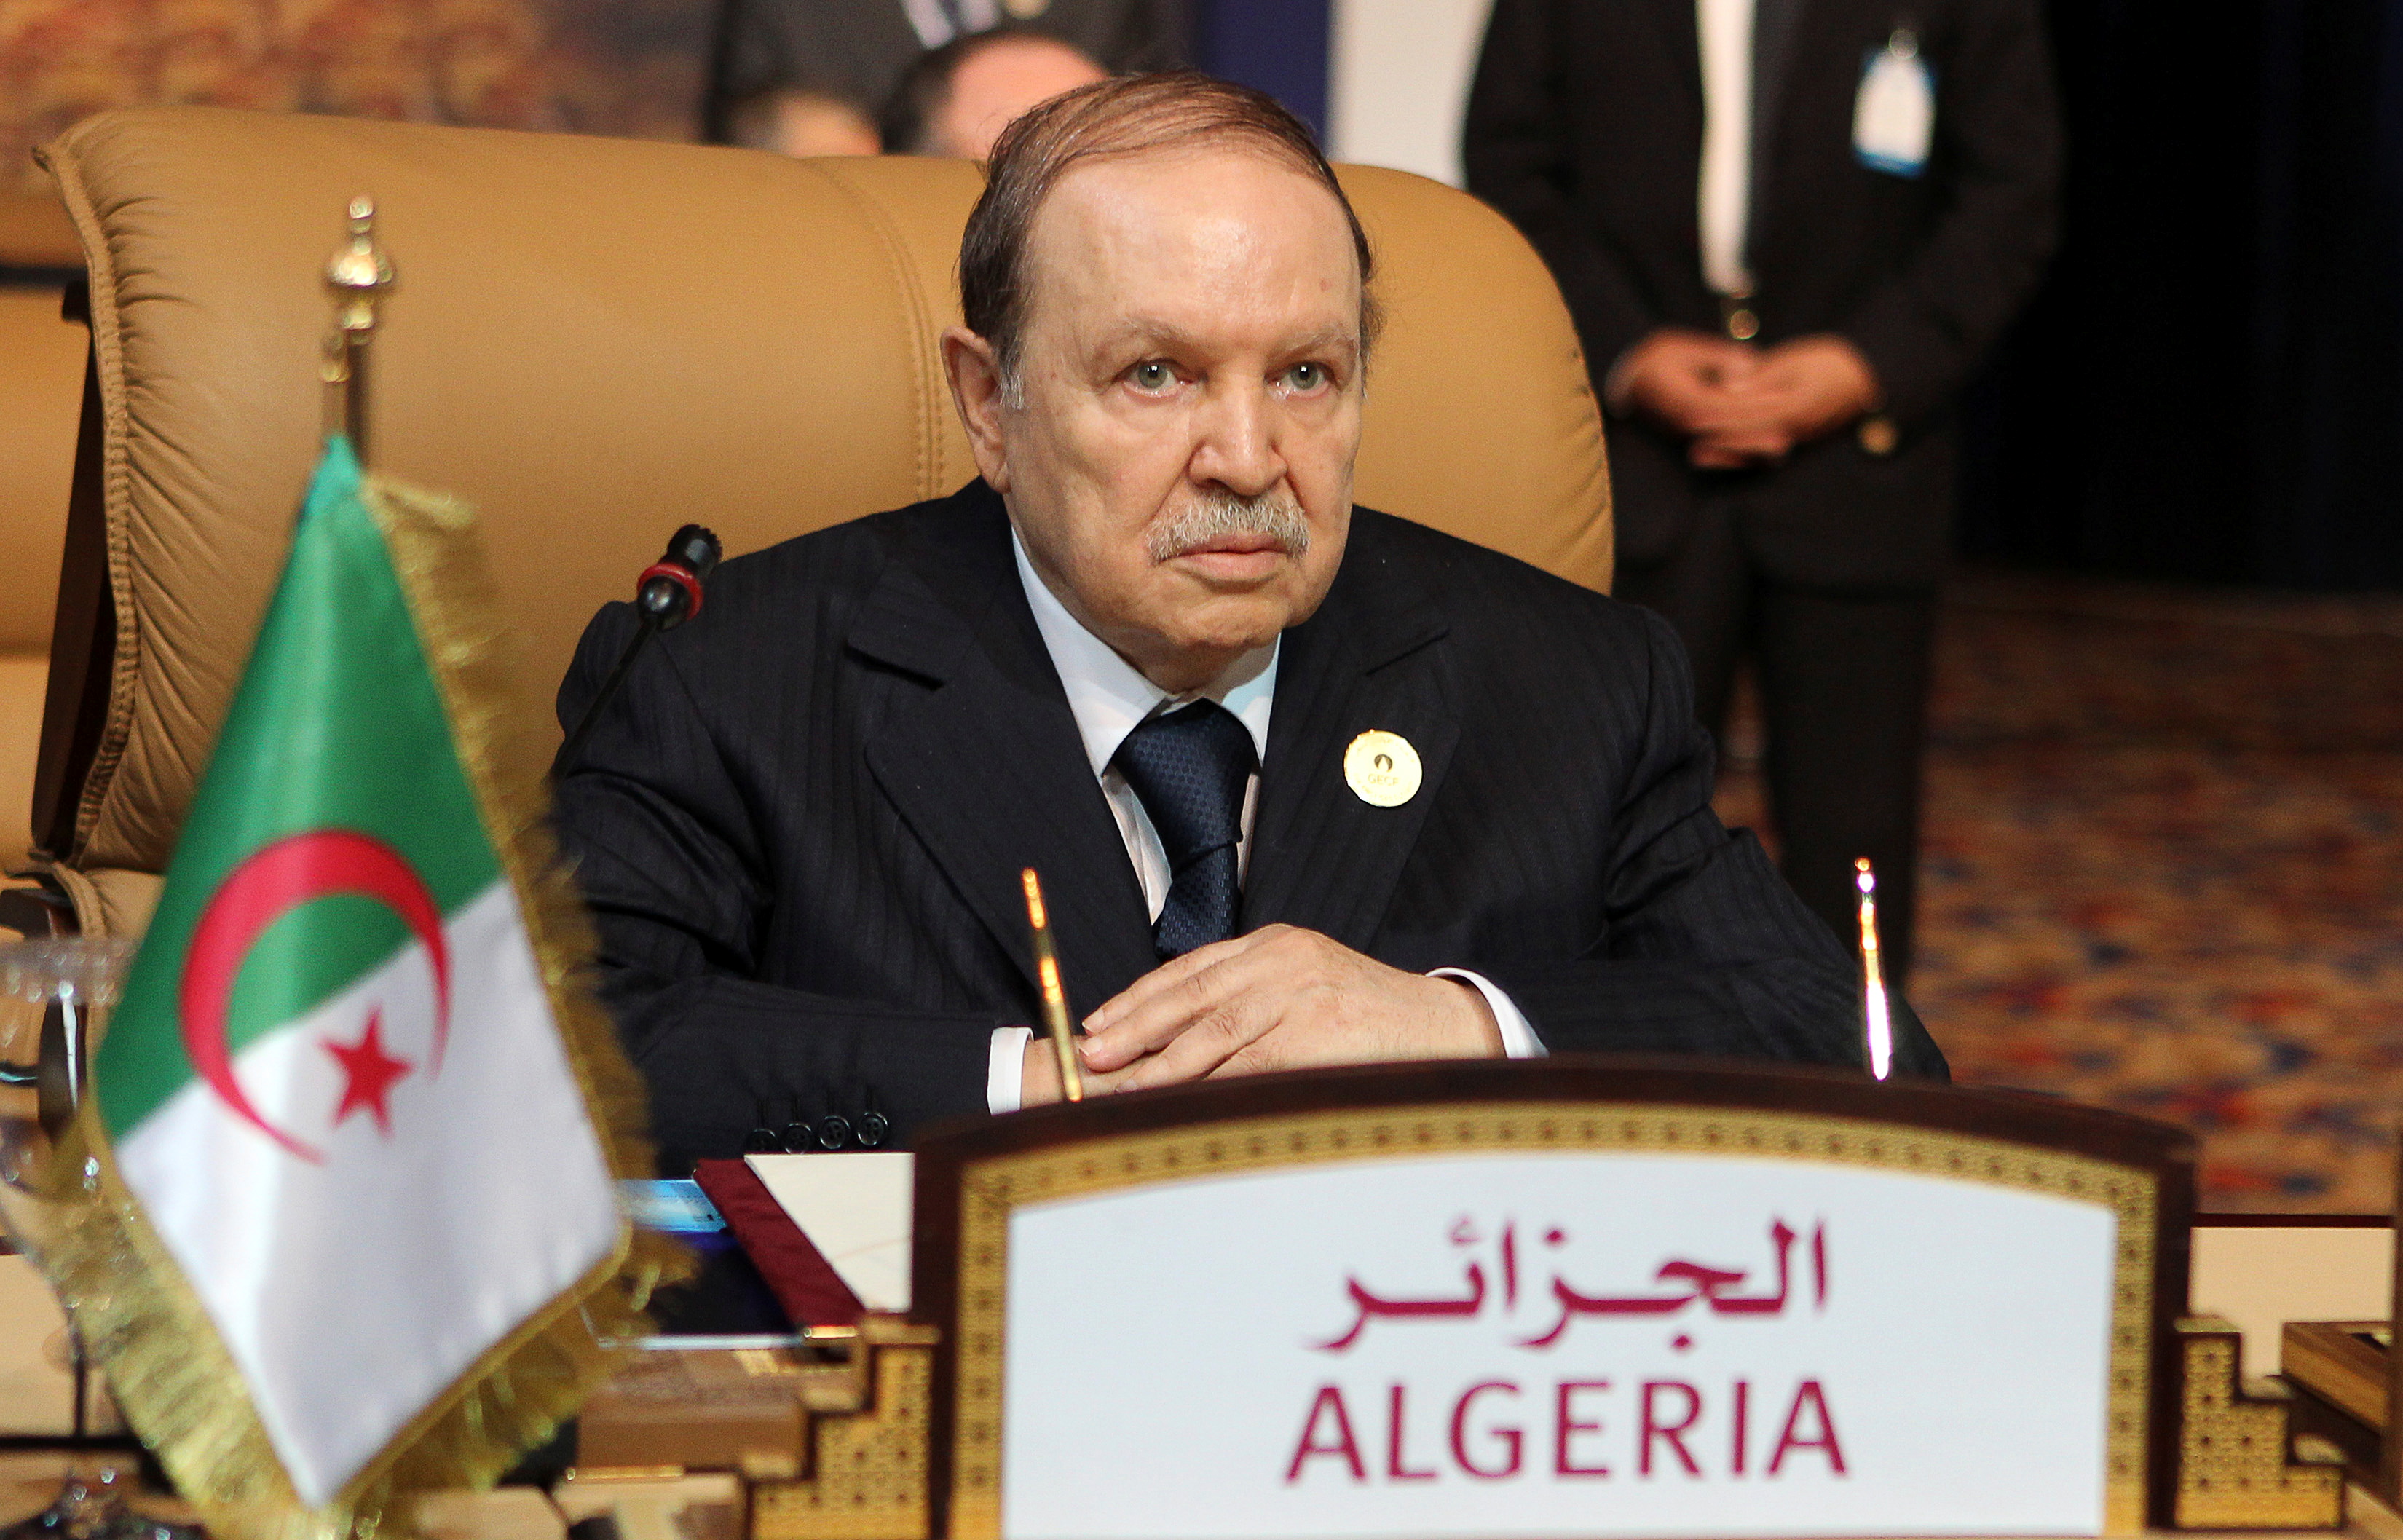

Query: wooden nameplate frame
[883,1057,2341,1539]
[692,1058,2352,1539]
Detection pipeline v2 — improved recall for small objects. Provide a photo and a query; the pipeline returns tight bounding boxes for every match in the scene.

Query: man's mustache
[1146,490,1313,564]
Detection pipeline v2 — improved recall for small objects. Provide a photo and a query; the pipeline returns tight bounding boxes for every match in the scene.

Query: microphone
[636,524,722,630]
[555,525,723,777]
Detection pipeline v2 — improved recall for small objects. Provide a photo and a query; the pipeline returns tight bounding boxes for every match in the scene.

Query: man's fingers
[1697,341,1761,384]
[1081,925,1507,1094]
[1079,958,1229,1068]
[1689,443,1789,469]
[1689,428,1791,467]
[1021,1039,1145,1106]
[1084,938,1226,1030]
[1073,1059,1143,1097]
[1116,994,1276,1089]
[1648,384,1755,439]
[1107,928,1333,1088]
[1079,929,1289,1069]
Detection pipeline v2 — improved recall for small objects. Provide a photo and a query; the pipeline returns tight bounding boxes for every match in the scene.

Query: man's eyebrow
[1097,318,1198,354]
[1279,324,1361,357]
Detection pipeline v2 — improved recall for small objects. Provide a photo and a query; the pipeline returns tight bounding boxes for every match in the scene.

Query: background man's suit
[555,481,1944,1168]
[1464,0,2062,978]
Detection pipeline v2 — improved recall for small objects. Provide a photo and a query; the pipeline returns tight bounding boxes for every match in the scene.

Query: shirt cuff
[987,1025,1033,1113]
[1429,968,1547,1059]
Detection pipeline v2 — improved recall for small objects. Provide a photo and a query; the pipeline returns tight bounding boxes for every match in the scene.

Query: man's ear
[941,326,1012,494]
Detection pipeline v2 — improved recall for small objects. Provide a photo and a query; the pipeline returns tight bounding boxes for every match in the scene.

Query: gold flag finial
[323,195,395,465]
[1855,858,1892,1080]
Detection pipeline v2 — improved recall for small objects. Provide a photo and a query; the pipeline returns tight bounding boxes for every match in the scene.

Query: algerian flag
[55,440,668,1534]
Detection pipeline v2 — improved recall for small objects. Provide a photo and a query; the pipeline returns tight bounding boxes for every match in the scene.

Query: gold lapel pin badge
[1343,730,1422,808]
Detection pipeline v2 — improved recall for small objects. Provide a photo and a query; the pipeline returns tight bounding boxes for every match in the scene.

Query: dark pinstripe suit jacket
[553,481,1946,1166]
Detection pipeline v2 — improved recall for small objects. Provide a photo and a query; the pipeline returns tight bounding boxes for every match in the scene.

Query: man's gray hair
[960,71,1382,403]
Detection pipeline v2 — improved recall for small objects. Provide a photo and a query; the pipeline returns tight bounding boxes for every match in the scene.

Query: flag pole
[323,196,394,467]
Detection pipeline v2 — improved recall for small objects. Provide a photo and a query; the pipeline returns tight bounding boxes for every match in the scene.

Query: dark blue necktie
[1113,700,1258,960]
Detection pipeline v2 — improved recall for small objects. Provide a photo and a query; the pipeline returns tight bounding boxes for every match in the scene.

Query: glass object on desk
[0,936,194,1540]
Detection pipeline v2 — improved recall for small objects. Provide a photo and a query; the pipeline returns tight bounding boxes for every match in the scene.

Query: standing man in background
[1463,0,2060,979]
[879,28,1109,157]
[709,0,1184,145]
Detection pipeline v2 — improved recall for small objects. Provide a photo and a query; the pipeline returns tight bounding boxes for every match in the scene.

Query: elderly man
[554,74,1945,1166]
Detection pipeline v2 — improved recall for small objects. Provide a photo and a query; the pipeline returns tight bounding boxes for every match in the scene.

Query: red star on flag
[324,1009,412,1137]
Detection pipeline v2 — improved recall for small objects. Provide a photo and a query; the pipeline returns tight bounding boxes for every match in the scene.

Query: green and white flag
[60,440,663,1534]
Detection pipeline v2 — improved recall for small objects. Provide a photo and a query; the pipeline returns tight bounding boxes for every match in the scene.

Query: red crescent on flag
[179,830,451,1164]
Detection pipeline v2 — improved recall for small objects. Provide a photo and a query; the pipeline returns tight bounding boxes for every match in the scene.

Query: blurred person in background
[1463,0,2061,981]
[727,85,884,154]
[880,28,1108,157]
[709,0,1183,145]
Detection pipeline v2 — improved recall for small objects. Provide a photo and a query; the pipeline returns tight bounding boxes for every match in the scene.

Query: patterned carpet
[1712,569,2403,1212]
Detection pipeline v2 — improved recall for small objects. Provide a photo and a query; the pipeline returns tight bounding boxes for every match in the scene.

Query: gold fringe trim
[30,473,690,1540]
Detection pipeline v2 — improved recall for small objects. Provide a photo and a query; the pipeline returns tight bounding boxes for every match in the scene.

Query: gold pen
[1021,868,1084,1102]
[1855,857,1892,1081]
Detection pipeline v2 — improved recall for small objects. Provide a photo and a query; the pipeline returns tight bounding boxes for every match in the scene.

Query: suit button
[778,1119,815,1153]
[742,1126,781,1154]
[1725,308,1759,341]
[817,1114,854,1150]
[856,1110,891,1148]
[1858,414,1899,456]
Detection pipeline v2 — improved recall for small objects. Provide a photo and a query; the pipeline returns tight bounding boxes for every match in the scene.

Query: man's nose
[1189,378,1285,498]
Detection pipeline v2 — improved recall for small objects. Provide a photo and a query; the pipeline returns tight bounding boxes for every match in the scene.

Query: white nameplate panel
[998,1152,2118,1540]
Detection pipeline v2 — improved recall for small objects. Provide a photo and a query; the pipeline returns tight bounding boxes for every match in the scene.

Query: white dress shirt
[987,532,1545,1112]
[1696,0,1759,299]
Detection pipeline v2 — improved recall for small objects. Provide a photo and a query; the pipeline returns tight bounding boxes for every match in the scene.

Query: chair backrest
[0,191,90,875]
[35,105,1611,893]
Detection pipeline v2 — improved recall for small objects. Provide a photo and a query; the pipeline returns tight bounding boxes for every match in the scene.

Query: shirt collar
[1012,527,1277,778]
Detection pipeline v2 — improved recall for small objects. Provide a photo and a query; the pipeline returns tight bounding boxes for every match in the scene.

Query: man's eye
[1286,362,1328,391]
[1129,361,1175,390]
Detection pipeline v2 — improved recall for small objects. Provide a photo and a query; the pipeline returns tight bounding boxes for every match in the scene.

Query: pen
[1855,857,1892,1081]
[1021,868,1084,1102]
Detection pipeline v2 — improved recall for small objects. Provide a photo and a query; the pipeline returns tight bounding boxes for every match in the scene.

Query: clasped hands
[1020,925,1505,1107]
[1614,328,1880,470]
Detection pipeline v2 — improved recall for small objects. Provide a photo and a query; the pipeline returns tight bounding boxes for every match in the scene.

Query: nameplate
[912,1061,2190,1540]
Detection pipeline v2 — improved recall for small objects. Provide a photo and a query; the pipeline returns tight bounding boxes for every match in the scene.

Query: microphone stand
[556,524,720,775]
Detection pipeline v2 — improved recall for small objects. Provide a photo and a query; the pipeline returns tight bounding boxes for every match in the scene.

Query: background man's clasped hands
[1614,328,1881,470]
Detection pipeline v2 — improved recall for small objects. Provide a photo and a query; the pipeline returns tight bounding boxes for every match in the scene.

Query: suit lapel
[853,489,1157,1016]
[1657,0,1706,112]
[1242,517,1457,953]
[1748,0,1810,252]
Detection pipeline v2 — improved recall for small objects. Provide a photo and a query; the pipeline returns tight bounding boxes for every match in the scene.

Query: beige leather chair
[31,105,1611,941]
[0,192,89,874]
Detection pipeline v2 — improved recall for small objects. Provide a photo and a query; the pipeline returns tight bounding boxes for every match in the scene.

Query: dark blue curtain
[1190,0,1330,141]
[1961,0,2403,589]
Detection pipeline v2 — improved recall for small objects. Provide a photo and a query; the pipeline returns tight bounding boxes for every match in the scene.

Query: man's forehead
[1038,142,1350,231]
[1094,315,1361,357]
[1021,145,1363,320]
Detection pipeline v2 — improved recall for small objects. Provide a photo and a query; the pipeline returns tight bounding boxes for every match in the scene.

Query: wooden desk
[2193,1217,2392,1377]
